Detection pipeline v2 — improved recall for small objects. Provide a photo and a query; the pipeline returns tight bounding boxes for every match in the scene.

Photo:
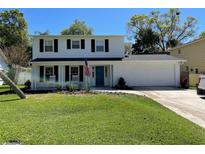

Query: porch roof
[31,57,123,62]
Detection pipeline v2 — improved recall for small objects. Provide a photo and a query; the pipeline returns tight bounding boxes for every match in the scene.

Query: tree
[128,9,197,52]
[0,9,28,49]
[61,19,93,35]
[124,43,132,55]
[3,45,30,83]
[199,31,205,38]
[34,30,50,35]
[3,45,30,67]
[132,28,160,54]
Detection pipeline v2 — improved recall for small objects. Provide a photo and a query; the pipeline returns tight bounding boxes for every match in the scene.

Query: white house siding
[113,61,180,87]
[32,36,124,59]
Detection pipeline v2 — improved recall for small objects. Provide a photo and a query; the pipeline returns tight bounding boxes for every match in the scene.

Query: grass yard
[0,93,205,145]
[0,85,26,93]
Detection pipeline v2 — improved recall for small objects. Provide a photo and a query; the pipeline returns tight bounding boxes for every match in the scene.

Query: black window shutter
[65,66,69,81]
[54,39,58,52]
[67,39,71,49]
[40,39,44,52]
[91,39,95,52]
[79,65,84,82]
[105,39,109,52]
[39,66,44,82]
[81,39,85,49]
[54,65,58,82]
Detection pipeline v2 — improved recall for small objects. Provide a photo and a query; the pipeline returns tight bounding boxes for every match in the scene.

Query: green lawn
[0,85,26,93]
[0,93,205,145]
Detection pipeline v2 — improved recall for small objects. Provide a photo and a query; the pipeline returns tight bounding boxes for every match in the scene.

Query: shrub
[56,84,62,91]
[66,84,78,92]
[65,85,70,91]
[115,77,132,90]
[24,80,31,89]
[180,72,189,89]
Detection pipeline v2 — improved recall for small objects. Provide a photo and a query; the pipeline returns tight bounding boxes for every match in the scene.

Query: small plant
[78,83,83,90]
[180,72,189,89]
[69,85,75,92]
[66,84,78,92]
[66,84,70,91]
[56,84,62,91]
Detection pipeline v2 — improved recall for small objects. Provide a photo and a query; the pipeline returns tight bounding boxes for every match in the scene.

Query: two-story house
[31,35,185,89]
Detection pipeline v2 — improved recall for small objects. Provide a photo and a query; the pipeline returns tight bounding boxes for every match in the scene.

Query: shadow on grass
[0,98,21,103]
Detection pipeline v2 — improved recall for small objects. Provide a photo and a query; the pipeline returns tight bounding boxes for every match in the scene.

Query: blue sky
[1,8,205,39]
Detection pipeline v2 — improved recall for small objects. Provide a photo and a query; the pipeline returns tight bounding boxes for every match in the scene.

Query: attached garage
[113,55,185,87]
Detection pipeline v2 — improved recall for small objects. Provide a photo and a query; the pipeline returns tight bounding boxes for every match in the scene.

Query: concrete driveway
[136,87,205,129]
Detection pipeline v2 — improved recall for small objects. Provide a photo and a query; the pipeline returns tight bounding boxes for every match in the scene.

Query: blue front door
[96,66,104,87]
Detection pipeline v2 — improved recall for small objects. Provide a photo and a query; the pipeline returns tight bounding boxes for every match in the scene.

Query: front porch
[31,62,113,89]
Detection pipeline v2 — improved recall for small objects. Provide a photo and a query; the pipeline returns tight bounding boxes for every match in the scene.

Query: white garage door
[113,62,176,86]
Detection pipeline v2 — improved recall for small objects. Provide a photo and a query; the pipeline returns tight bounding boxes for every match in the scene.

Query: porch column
[31,64,37,90]
[109,64,113,87]
[61,65,64,89]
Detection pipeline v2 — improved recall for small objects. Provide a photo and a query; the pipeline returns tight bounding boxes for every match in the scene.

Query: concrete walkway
[92,87,205,129]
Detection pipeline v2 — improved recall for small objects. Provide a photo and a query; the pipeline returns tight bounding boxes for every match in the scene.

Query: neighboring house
[169,38,205,74]
[31,35,185,89]
[0,49,8,85]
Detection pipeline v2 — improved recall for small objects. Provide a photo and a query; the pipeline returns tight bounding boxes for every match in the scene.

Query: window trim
[71,40,81,49]
[96,40,105,52]
[92,66,95,78]
[70,66,79,81]
[44,66,54,82]
[44,40,54,52]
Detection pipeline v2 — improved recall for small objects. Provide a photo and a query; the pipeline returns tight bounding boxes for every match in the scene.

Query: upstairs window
[96,40,104,52]
[72,40,80,49]
[45,40,53,52]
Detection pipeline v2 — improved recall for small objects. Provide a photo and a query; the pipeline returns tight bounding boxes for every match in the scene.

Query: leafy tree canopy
[132,28,160,54]
[61,19,93,35]
[34,30,50,35]
[128,9,197,52]
[199,31,205,38]
[0,9,28,49]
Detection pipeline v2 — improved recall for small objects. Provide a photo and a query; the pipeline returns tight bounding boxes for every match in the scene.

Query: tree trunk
[0,70,26,99]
